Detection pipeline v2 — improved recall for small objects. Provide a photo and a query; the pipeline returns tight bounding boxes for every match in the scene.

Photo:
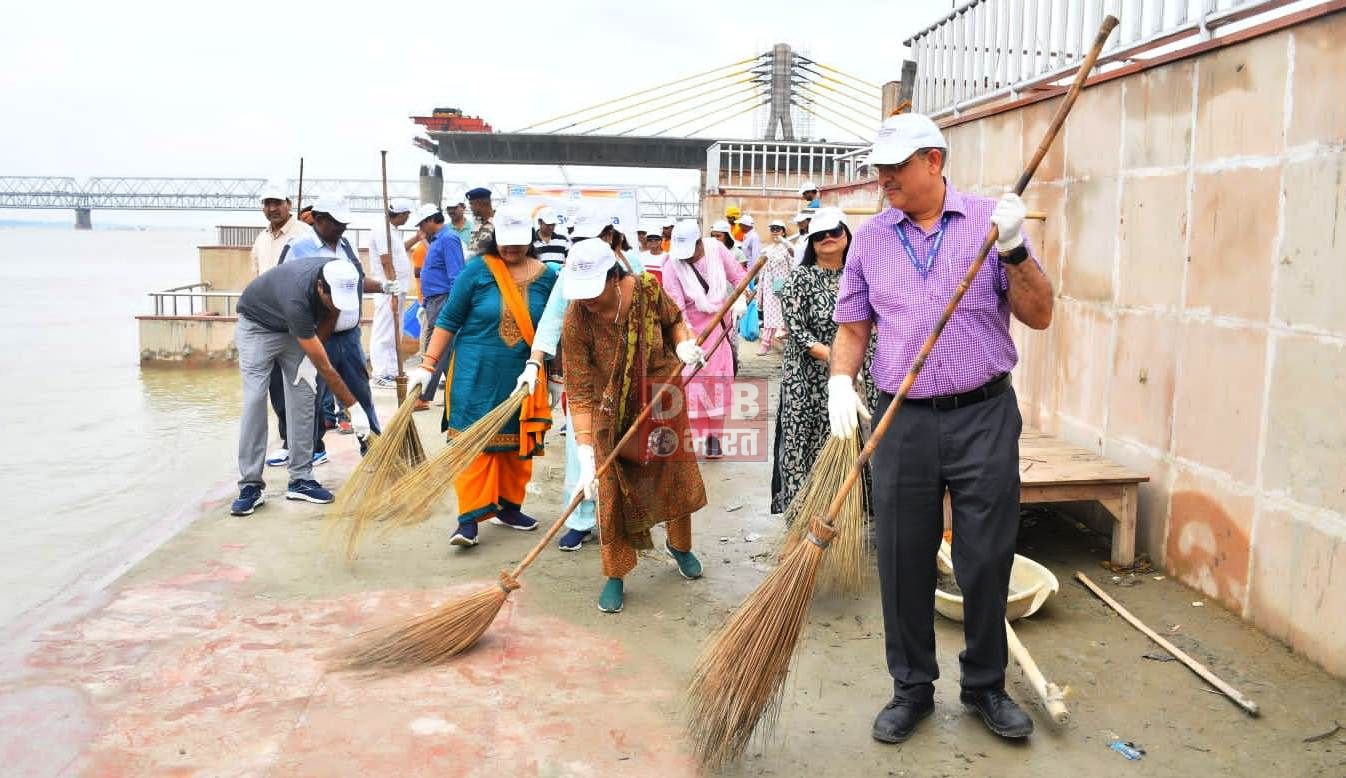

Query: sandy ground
[2,350,1344,777]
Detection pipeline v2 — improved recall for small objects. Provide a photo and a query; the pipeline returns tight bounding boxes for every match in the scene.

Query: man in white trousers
[367,198,417,388]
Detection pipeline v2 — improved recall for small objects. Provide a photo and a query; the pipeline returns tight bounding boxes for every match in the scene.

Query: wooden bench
[943,428,1149,566]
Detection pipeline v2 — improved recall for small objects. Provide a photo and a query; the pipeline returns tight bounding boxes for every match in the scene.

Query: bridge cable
[795,58,883,90]
[642,88,772,138]
[613,81,769,136]
[790,96,873,141]
[651,91,772,138]
[794,84,884,128]
[576,74,765,135]
[797,71,883,110]
[681,98,775,138]
[514,54,767,131]
[554,69,759,134]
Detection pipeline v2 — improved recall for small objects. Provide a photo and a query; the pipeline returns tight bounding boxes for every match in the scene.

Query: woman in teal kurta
[416,221,558,547]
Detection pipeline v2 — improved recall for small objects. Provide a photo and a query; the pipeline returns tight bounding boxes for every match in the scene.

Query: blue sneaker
[666,543,703,579]
[312,450,329,466]
[558,528,591,551]
[265,448,289,467]
[450,521,479,547]
[285,479,334,504]
[598,577,624,613]
[230,485,265,516]
[490,508,538,531]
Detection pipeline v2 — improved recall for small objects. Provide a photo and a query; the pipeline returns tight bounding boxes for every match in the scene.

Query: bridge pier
[74,208,92,230]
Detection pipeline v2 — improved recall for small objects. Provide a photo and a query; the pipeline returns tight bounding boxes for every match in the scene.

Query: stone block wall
[929,10,1346,675]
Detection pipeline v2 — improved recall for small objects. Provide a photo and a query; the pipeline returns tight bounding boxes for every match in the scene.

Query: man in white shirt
[366,198,417,387]
[250,181,312,277]
[791,210,813,266]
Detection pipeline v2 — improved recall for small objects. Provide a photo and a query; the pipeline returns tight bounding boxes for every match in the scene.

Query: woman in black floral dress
[770,210,877,514]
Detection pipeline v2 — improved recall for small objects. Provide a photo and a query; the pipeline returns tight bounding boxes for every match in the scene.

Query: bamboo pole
[1005,621,1070,723]
[1076,573,1259,716]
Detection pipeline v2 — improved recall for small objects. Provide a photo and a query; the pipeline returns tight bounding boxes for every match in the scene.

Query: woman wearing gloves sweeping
[406,204,557,547]
[559,238,708,613]
[661,219,749,458]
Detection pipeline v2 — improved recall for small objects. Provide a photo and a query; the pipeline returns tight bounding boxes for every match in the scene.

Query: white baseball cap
[322,259,361,311]
[669,219,702,261]
[562,239,618,300]
[868,113,948,166]
[768,219,786,229]
[570,205,611,239]
[388,198,414,215]
[536,206,559,225]
[259,180,289,203]
[798,180,818,195]
[445,188,466,207]
[312,194,355,225]
[739,214,755,227]
[661,217,677,228]
[494,204,535,246]
[412,203,441,226]
[710,219,732,234]
[807,207,848,237]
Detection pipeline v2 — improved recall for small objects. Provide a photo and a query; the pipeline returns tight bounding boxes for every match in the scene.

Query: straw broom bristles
[366,386,529,530]
[325,391,427,561]
[780,432,871,594]
[686,516,837,770]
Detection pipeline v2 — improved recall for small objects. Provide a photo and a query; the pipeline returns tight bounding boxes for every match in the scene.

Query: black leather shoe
[871,696,934,744]
[705,435,723,459]
[960,687,1034,738]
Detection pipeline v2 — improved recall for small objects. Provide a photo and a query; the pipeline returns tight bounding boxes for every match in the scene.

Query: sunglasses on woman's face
[809,225,845,242]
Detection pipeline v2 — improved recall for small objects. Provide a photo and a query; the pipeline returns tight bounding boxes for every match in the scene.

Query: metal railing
[148,283,243,317]
[905,0,1316,118]
[705,140,868,194]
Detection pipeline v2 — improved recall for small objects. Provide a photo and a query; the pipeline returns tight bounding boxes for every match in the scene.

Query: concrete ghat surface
[2,352,1344,777]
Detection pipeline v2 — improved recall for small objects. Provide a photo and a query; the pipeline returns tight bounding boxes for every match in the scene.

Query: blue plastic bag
[739,299,760,341]
[402,299,422,341]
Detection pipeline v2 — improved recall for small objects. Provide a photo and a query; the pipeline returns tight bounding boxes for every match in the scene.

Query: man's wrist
[999,244,1029,266]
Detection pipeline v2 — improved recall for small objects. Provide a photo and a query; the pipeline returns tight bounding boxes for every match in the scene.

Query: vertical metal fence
[905,0,1314,117]
[705,140,869,194]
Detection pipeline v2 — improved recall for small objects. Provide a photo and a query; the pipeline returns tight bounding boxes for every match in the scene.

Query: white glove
[675,339,706,368]
[381,278,405,296]
[573,444,598,502]
[514,361,540,394]
[827,374,862,440]
[293,356,317,392]
[731,295,748,318]
[405,366,433,392]
[992,192,1026,253]
[348,404,371,438]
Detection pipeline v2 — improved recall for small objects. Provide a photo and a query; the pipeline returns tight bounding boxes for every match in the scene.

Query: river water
[0,227,242,629]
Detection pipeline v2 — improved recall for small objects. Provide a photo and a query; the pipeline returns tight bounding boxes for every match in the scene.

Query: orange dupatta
[483,255,552,457]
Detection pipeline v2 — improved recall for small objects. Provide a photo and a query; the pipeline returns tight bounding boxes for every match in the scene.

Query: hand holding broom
[686,16,1120,770]
[334,255,768,672]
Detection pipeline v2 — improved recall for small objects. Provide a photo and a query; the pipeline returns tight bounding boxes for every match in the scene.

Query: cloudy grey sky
[1,0,953,201]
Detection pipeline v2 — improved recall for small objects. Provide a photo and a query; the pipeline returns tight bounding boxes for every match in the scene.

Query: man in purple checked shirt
[828,113,1054,745]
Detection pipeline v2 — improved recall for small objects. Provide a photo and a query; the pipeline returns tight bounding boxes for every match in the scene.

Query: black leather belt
[901,373,1010,411]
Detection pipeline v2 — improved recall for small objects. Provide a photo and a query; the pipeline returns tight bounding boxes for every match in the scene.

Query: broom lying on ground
[324,149,427,561]
[685,16,1119,771]
[331,257,766,673]
[780,429,869,595]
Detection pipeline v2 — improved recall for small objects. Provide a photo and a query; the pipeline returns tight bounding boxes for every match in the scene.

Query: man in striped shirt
[829,113,1053,745]
[532,206,569,269]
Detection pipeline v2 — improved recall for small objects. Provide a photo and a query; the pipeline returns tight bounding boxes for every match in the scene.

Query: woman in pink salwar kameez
[661,220,749,460]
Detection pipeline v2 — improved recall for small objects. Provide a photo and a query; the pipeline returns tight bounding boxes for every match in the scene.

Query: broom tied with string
[685,16,1120,771]
[333,256,768,672]
[325,151,426,561]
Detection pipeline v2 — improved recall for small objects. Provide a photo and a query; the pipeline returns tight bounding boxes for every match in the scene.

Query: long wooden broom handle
[507,254,768,579]
[380,150,409,404]
[816,16,1120,528]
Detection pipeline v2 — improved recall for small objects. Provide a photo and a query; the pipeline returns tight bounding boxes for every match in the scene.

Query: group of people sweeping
[234,107,1063,754]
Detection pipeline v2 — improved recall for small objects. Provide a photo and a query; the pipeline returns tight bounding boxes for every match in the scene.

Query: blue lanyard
[895,213,951,277]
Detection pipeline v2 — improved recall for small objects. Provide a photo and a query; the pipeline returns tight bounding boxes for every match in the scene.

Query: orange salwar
[601,513,692,579]
[454,451,533,524]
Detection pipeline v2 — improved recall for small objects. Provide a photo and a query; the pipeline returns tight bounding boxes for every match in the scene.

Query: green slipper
[598,577,624,613]
[666,543,703,580]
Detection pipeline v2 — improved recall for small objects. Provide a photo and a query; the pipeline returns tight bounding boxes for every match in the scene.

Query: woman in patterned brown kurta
[561,241,709,613]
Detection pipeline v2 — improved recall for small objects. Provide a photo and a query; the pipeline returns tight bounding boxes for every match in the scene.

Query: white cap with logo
[322,259,361,311]
[868,113,948,166]
[412,203,441,226]
[259,180,290,203]
[798,180,818,195]
[494,203,535,246]
[562,238,618,300]
[768,219,787,229]
[794,211,812,224]
[710,219,732,234]
[668,219,702,261]
[536,206,559,225]
[388,198,414,215]
[570,204,611,239]
[739,213,755,227]
[806,207,848,237]
[312,194,355,225]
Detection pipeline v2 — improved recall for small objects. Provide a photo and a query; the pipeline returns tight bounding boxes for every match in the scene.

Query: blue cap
[464,186,493,201]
